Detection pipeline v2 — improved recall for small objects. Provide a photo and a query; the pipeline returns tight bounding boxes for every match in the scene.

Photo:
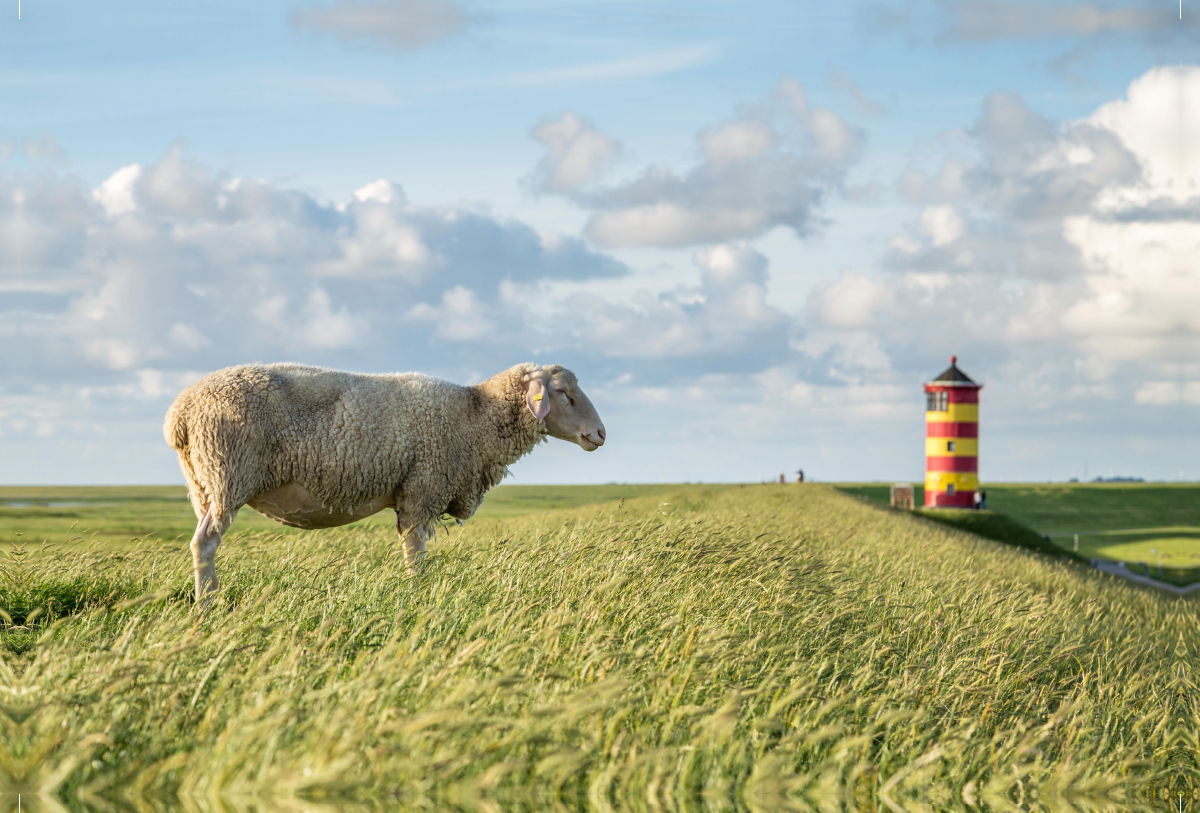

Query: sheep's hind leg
[396,512,430,573]
[191,507,235,607]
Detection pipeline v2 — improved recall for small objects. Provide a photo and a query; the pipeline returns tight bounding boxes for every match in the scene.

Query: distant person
[973,491,982,510]
[779,473,786,484]
[981,489,987,510]
[797,469,805,483]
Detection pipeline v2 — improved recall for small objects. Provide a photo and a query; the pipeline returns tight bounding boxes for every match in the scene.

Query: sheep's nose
[597,428,606,443]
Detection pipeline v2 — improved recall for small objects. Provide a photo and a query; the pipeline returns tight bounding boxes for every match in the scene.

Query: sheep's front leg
[191,507,232,607]
[396,512,429,572]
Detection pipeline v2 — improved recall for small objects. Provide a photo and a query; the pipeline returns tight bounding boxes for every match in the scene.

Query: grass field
[837,482,1200,568]
[1072,528,1200,566]
[1,484,1195,810]
[0,484,726,550]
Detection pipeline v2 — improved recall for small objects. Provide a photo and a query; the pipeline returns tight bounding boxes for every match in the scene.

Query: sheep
[163,362,606,604]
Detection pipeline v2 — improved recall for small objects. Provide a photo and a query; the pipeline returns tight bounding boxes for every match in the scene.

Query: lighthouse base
[925,490,977,509]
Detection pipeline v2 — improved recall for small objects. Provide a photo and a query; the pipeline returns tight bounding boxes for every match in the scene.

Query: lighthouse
[924,356,981,508]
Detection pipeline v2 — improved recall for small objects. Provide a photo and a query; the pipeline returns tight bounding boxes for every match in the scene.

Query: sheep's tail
[164,397,189,452]
[164,397,207,519]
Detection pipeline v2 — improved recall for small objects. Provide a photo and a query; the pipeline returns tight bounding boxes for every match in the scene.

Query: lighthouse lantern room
[924,356,981,508]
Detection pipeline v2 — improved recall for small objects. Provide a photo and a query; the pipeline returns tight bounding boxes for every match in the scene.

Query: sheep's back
[173,362,479,514]
[255,365,464,509]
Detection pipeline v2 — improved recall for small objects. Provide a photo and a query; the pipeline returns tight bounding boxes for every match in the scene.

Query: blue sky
[2,0,1199,485]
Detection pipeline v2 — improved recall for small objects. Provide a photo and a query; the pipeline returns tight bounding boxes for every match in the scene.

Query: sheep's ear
[526,376,550,420]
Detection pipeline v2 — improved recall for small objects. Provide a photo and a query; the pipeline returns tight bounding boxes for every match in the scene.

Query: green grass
[0,484,725,551]
[837,481,1200,534]
[0,484,1194,810]
[910,509,1069,559]
[1083,531,1200,566]
[983,482,1200,534]
[838,482,1200,571]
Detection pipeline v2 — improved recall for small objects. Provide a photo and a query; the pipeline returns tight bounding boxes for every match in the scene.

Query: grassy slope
[838,482,1200,565]
[837,481,1200,533]
[1,484,1191,810]
[912,509,1069,558]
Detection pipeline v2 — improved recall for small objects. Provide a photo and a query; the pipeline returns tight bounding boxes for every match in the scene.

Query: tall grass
[0,484,1194,811]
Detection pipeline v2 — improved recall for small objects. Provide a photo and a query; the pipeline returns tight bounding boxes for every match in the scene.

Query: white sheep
[163,362,606,603]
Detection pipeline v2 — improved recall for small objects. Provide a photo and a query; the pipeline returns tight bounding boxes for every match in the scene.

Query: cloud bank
[6,68,1200,484]
[805,65,1200,436]
[0,136,803,481]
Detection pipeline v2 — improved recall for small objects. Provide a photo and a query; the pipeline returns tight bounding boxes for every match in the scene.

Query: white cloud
[526,112,622,195]
[94,164,142,217]
[439,45,718,90]
[406,285,496,341]
[292,0,468,52]
[22,134,67,165]
[873,0,1179,59]
[807,108,859,162]
[353,179,400,204]
[301,288,363,349]
[530,76,863,248]
[829,69,887,117]
[139,143,220,217]
[899,156,971,204]
[775,75,809,119]
[167,322,211,351]
[1135,381,1200,406]
[85,338,141,371]
[1089,66,1200,198]
[323,188,435,280]
[700,120,777,167]
[918,205,964,246]
[808,269,894,330]
[585,203,787,249]
[936,1,1164,41]
[559,243,790,365]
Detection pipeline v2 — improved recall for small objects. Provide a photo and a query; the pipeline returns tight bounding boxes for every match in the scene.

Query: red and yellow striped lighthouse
[924,356,981,508]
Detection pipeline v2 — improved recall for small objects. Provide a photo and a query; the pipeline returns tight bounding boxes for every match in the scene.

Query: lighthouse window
[947,441,956,452]
[926,391,948,412]
[947,484,956,495]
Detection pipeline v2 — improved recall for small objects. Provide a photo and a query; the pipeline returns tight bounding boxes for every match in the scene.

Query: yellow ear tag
[534,394,543,401]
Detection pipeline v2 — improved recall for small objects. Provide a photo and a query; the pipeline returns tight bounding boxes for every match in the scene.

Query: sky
[1,0,1199,485]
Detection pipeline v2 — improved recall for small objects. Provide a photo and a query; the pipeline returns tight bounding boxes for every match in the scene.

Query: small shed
[890,483,914,510]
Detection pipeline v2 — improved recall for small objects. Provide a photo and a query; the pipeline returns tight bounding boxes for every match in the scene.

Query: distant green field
[837,482,1200,569]
[0,483,734,550]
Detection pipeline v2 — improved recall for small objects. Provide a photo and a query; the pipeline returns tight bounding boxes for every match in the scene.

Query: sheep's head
[524,366,606,451]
